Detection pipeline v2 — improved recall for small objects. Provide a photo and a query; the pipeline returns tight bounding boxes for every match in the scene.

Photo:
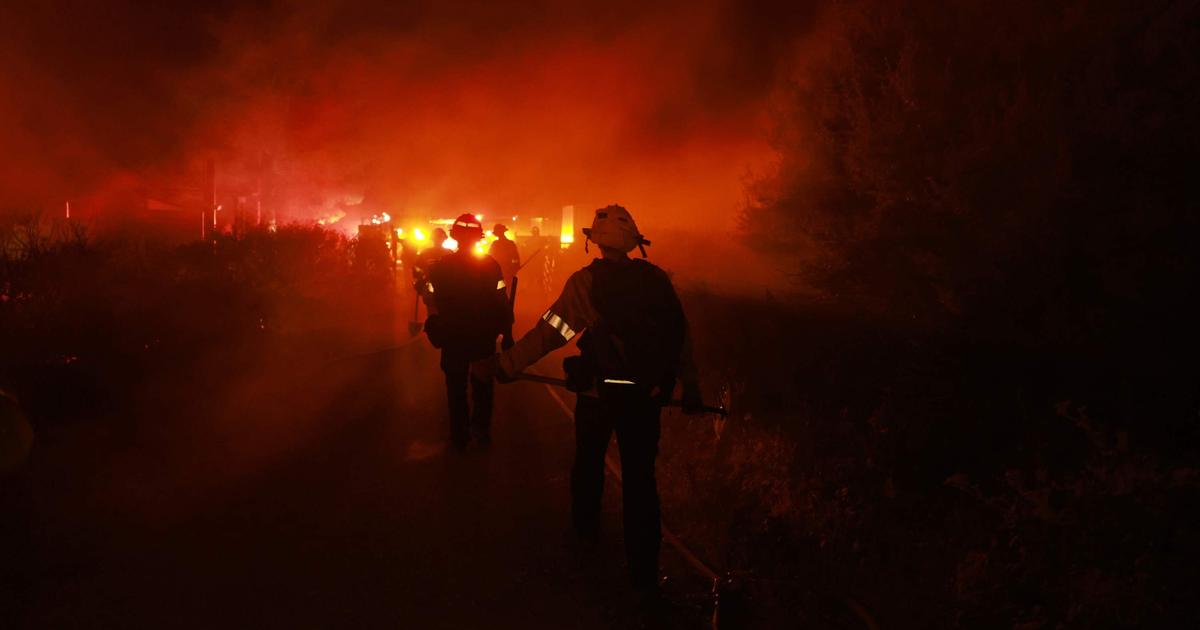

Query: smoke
[1,0,823,238]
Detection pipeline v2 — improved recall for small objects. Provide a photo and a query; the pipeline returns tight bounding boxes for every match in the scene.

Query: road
[5,323,710,629]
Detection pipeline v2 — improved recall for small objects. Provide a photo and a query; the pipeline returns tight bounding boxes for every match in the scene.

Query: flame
[444,236,459,251]
[412,227,427,242]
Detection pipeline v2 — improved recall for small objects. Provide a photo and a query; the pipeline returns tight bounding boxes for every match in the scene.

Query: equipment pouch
[562,355,595,393]
[424,314,446,349]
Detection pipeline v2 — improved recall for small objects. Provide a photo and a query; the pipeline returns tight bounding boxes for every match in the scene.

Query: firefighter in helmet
[473,204,702,594]
[424,215,512,450]
[488,223,521,287]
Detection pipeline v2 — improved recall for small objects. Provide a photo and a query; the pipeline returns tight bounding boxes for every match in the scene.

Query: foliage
[0,222,391,423]
[659,290,1199,626]
[745,0,1200,341]
[677,5,1200,623]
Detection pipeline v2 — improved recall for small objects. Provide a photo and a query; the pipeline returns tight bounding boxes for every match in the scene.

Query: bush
[0,220,393,425]
[711,3,1200,623]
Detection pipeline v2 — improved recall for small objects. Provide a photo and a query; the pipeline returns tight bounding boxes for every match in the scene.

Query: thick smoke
[1,0,821,241]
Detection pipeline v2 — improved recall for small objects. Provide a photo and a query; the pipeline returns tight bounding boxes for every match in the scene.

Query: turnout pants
[441,353,494,444]
[572,393,662,589]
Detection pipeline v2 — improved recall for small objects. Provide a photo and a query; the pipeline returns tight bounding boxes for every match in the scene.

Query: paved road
[7,331,709,629]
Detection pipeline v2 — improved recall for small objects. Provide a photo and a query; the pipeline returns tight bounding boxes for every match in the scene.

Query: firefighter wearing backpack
[424,214,512,451]
[472,204,703,594]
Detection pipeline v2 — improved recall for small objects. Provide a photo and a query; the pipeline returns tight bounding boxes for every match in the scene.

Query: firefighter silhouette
[473,205,703,593]
[413,228,450,308]
[424,215,511,450]
[487,223,520,287]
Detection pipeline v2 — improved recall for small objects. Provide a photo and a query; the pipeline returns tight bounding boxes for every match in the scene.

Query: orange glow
[0,2,778,247]
[317,210,346,226]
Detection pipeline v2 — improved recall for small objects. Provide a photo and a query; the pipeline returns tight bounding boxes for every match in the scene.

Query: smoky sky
[1,0,820,228]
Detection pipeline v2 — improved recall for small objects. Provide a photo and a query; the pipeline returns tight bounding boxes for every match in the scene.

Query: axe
[407,293,423,336]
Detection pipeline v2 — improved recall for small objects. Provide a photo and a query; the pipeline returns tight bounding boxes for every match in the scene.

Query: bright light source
[444,237,459,251]
[413,228,427,242]
[560,205,575,247]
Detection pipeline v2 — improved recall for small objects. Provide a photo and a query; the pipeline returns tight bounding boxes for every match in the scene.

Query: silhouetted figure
[425,215,511,450]
[474,205,702,595]
[488,223,521,287]
[525,225,553,298]
[413,228,450,308]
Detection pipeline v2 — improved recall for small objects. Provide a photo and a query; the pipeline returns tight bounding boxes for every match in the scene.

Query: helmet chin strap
[637,236,650,258]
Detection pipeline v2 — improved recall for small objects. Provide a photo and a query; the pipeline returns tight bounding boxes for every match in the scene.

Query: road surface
[6,327,710,629]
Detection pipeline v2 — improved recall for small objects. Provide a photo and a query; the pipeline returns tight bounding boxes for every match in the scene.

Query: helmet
[582,204,649,255]
[493,223,508,235]
[450,213,484,244]
[432,227,448,245]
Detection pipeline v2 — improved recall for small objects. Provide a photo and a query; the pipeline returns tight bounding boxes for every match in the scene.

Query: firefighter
[487,223,521,287]
[473,204,703,595]
[413,228,450,307]
[424,215,512,450]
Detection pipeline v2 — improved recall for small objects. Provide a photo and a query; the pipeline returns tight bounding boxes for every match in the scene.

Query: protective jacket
[427,250,512,363]
[498,258,697,396]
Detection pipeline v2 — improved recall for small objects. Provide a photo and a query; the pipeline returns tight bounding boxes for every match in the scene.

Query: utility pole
[206,158,218,235]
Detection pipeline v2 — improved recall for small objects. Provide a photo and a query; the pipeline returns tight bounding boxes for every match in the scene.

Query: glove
[562,356,594,393]
[472,355,517,384]
[653,376,678,406]
[681,382,704,416]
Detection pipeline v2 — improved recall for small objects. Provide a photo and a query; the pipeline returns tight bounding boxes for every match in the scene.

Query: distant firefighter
[487,223,521,286]
[413,228,450,307]
[473,204,703,596]
[424,215,512,451]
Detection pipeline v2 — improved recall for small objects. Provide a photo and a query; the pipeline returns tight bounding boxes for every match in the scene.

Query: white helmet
[581,204,650,255]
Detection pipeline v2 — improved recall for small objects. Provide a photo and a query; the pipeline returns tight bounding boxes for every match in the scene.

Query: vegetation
[655,1,1199,626]
[0,217,393,424]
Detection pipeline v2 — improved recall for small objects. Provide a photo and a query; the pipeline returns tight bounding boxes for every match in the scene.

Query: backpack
[577,258,685,396]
